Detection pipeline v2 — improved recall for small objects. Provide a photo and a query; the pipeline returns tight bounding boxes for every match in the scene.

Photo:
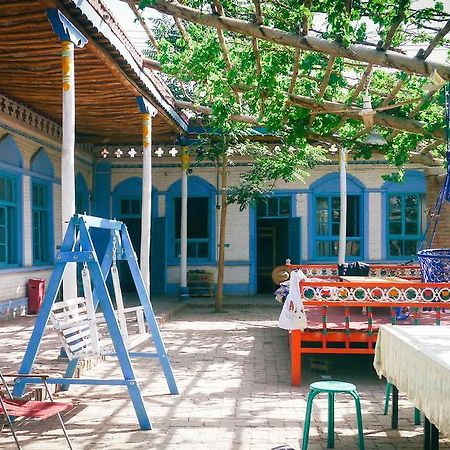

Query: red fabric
[0,397,72,419]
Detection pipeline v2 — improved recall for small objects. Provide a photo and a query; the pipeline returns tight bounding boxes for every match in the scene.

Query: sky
[103,0,449,64]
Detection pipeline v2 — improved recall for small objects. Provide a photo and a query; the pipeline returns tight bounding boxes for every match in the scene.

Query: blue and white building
[0,0,447,317]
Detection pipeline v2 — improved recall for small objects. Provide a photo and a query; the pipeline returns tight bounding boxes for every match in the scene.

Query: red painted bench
[273,264,450,386]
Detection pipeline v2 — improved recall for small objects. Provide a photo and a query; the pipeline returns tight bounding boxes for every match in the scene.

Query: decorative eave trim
[75,0,187,131]
[46,9,88,47]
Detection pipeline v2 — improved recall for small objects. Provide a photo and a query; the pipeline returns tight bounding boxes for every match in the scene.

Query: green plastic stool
[302,381,365,450]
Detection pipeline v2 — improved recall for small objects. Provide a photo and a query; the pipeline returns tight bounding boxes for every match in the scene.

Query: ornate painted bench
[272,264,450,386]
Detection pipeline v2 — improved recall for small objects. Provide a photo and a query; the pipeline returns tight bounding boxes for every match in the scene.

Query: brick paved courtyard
[1,303,449,449]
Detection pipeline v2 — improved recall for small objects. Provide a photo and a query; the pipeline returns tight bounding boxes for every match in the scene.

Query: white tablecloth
[374,325,450,437]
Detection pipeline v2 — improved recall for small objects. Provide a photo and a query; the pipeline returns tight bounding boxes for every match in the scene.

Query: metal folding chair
[0,370,73,450]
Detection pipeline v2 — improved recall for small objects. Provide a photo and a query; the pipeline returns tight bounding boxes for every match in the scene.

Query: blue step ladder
[12,214,178,430]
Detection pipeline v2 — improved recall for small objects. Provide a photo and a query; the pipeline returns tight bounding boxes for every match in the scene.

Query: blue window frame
[167,176,216,264]
[32,181,51,265]
[0,174,18,267]
[314,194,362,258]
[387,193,422,258]
[256,196,291,218]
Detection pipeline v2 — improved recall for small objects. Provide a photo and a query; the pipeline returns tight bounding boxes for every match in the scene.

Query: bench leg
[290,330,302,386]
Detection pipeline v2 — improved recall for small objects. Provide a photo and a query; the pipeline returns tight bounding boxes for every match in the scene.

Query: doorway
[256,218,289,293]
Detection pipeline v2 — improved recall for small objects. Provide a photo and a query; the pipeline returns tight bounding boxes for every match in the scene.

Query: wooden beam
[288,94,445,139]
[142,0,450,80]
[175,99,258,124]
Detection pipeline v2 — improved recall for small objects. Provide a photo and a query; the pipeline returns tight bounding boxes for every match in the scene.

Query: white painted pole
[179,147,189,300]
[61,40,77,301]
[140,112,152,295]
[338,145,347,265]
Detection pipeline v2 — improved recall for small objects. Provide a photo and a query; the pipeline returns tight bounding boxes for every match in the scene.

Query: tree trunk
[215,154,228,312]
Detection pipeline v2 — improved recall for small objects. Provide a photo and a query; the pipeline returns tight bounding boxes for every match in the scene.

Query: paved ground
[1,299,449,449]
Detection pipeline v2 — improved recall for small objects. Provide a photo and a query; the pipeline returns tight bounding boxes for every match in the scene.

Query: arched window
[30,148,54,265]
[383,170,425,259]
[310,173,365,260]
[0,135,22,267]
[167,176,216,263]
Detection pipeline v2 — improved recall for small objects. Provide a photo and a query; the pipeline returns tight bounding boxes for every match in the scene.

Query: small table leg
[391,385,398,430]
[424,417,439,450]
[424,417,431,450]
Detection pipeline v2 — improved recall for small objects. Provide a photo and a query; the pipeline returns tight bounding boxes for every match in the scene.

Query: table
[374,325,450,448]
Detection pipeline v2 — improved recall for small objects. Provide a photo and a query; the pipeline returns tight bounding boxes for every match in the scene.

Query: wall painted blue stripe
[0,297,28,315]
[91,162,112,260]
[166,283,251,296]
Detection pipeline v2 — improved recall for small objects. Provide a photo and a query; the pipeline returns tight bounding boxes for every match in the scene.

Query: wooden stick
[211,0,241,104]
[127,0,160,51]
[417,18,450,60]
[309,55,336,126]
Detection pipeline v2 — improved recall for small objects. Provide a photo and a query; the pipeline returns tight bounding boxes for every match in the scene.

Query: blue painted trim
[0,170,23,268]
[76,172,90,215]
[30,148,54,178]
[0,124,92,169]
[167,282,251,296]
[0,162,60,184]
[111,177,158,217]
[30,177,55,266]
[0,265,52,274]
[71,1,186,130]
[308,172,367,262]
[224,260,250,266]
[382,170,426,260]
[248,204,256,295]
[0,297,27,315]
[223,284,251,295]
[166,176,216,265]
[136,96,156,114]
[46,9,88,47]
[0,135,23,168]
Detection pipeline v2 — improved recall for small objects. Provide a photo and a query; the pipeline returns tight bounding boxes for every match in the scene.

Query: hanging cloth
[278,270,308,331]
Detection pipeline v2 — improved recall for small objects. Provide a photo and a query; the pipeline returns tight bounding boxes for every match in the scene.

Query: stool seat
[302,380,364,450]
[310,381,356,393]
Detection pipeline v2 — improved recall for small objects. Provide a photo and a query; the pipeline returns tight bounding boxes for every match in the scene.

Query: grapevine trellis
[127,0,450,311]
[128,0,450,170]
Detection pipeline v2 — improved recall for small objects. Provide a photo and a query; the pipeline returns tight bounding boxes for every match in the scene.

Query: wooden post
[61,40,77,300]
[338,146,347,266]
[136,97,158,296]
[46,10,87,301]
[179,146,189,300]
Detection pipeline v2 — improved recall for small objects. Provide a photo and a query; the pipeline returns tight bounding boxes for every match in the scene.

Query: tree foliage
[140,0,448,204]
